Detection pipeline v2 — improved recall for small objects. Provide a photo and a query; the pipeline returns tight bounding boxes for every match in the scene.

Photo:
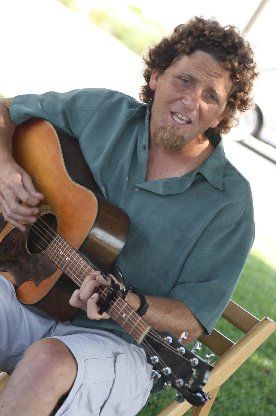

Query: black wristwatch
[128,286,149,317]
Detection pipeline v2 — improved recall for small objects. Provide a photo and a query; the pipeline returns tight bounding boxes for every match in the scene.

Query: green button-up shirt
[10,88,254,339]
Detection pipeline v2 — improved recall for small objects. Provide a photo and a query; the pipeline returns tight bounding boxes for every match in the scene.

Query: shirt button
[141,144,146,150]
[133,186,139,192]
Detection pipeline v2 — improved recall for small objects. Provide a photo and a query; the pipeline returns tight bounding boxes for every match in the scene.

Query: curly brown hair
[140,16,258,136]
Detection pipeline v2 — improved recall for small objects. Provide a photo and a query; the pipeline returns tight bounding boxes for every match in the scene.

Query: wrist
[126,287,149,317]
[125,291,140,311]
[0,152,13,164]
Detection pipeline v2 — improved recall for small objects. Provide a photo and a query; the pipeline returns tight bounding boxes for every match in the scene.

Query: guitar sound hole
[26,213,58,254]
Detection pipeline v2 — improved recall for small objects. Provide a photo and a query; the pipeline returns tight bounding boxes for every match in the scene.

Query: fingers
[79,273,101,303]
[0,195,36,232]
[0,165,44,230]
[69,289,84,309]
[21,170,44,201]
[87,293,110,320]
[69,271,111,320]
[0,192,39,220]
[12,173,43,207]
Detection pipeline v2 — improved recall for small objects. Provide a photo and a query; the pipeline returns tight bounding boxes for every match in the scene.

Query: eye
[179,77,190,85]
[207,91,219,103]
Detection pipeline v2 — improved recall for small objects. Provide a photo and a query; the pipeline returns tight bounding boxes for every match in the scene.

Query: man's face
[149,50,232,150]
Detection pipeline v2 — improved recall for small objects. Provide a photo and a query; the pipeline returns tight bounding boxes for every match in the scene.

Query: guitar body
[0,121,213,405]
[0,119,129,321]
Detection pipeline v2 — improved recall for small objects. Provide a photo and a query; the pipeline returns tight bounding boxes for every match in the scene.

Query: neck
[146,136,214,181]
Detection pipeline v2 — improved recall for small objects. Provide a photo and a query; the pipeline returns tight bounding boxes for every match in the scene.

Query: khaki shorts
[0,276,153,415]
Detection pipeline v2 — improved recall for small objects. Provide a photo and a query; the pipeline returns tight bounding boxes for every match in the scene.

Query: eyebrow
[179,74,196,82]
[179,73,223,100]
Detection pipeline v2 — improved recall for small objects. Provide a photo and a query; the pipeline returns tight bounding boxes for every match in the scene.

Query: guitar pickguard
[0,227,57,287]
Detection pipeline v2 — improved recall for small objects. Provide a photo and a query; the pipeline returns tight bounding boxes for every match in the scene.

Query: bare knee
[21,338,77,395]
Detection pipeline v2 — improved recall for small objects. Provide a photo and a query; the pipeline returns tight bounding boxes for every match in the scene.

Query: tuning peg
[164,336,173,344]
[151,370,161,380]
[150,355,159,364]
[177,346,186,355]
[179,331,189,341]
[190,358,199,367]
[192,341,202,352]
[205,353,215,363]
[175,378,184,388]
[175,393,185,403]
[162,367,172,376]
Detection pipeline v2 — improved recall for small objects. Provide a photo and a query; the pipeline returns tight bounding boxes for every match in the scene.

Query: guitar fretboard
[44,235,150,343]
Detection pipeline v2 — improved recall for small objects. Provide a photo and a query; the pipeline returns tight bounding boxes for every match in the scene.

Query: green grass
[139,251,276,416]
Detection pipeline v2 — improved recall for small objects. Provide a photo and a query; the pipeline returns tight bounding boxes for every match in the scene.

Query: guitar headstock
[143,329,213,406]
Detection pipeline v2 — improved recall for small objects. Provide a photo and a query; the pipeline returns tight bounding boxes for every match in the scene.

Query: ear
[149,69,160,91]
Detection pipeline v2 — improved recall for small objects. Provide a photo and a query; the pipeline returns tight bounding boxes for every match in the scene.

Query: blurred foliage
[58,0,78,11]
[89,3,164,55]
[57,0,164,55]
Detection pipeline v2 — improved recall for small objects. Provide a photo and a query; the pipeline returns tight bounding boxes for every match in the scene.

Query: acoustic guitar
[0,119,212,405]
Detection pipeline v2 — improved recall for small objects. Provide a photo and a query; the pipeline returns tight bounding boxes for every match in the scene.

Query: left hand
[69,270,111,320]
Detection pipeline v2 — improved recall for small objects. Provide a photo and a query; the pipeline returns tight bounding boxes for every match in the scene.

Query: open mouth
[171,112,191,125]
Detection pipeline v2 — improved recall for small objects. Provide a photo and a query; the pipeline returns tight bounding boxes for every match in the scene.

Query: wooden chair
[0,371,8,390]
[0,300,275,416]
[156,300,275,416]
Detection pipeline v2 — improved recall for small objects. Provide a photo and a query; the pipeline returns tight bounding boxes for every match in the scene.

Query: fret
[108,297,150,344]
[44,237,92,285]
[43,233,151,344]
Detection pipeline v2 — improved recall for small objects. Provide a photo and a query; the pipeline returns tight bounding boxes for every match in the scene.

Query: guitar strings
[23,219,193,360]
[23,219,195,363]
[24,223,200,385]
[141,339,171,377]
[22,218,196,365]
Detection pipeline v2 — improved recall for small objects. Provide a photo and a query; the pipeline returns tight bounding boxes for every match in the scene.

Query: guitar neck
[44,235,150,343]
[106,294,150,343]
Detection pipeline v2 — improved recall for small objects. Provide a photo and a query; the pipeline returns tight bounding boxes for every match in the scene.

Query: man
[0,17,257,416]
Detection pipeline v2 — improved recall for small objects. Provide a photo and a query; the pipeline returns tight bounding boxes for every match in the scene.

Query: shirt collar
[197,138,226,191]
[137,105,227,195]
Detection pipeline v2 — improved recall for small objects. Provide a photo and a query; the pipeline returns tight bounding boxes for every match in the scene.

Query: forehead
[168,50,232,94]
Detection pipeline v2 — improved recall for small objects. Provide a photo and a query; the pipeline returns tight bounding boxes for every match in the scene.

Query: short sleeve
[169,214,254,334]
[9,88,116,139]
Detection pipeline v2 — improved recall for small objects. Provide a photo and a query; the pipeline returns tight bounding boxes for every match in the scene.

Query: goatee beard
[153,125,190,151]
[153,125,189,151]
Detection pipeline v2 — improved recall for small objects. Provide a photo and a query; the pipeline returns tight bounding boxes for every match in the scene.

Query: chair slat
[0,372,9,390]
[199,329,234,356]
[222,300,259,332]
[204,318,275,393]
[156,309,275,416]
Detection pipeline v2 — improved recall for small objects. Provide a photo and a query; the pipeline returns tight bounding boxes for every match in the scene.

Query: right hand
[0,160,44,232]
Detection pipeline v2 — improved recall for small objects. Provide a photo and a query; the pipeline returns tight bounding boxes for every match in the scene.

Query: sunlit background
[2,0,275,257]
[0,1,275,414]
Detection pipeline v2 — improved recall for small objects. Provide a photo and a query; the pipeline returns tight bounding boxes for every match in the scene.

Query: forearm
[0,98,15,162]
[125,292,204,343]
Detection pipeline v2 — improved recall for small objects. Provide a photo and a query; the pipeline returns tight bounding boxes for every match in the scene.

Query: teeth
[172,112,190,124]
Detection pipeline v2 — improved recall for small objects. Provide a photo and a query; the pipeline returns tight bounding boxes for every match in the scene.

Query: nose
[181,87,201,111]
